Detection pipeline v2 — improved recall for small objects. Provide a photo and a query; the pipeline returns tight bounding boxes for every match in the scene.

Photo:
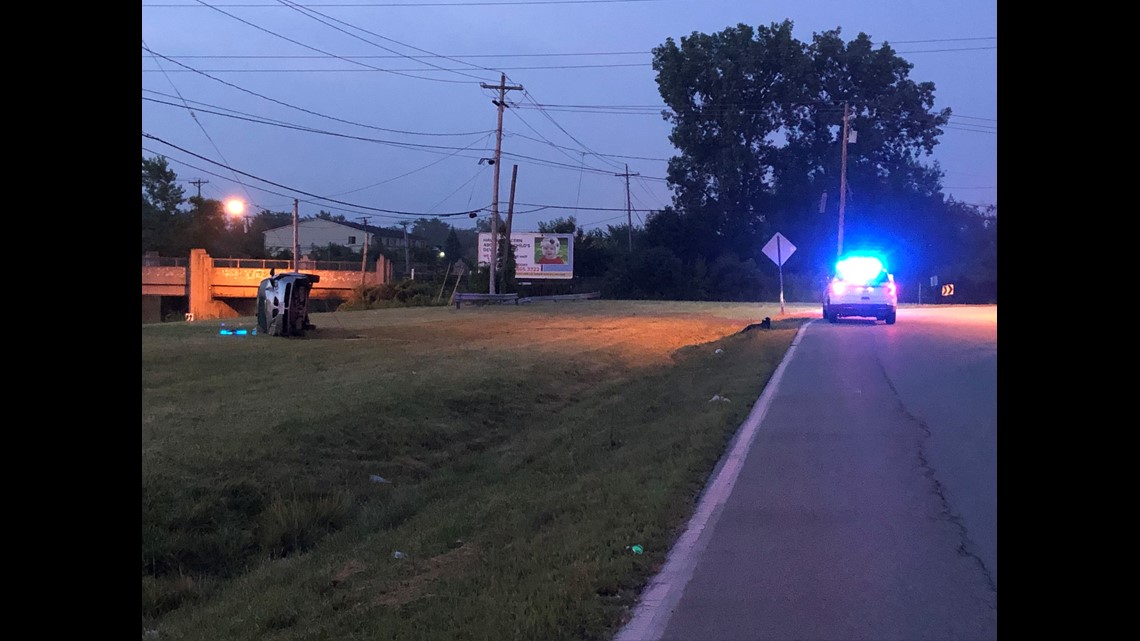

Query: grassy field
[142,300,818,640]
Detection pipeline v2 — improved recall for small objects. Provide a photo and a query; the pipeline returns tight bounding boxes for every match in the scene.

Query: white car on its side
[822,255,898,324]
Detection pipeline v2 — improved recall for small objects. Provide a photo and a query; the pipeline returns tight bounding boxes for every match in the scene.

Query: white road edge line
[613,320,815,641]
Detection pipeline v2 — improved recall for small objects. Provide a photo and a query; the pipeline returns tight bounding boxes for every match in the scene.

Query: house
[263,218,428,257]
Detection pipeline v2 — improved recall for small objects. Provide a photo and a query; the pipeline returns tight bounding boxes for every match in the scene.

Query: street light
[224,198,249,233]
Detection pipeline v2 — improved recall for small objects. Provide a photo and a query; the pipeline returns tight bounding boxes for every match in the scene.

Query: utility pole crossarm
[189,179,208,199]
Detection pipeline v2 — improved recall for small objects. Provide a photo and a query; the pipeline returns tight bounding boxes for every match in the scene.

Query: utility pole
[499,164,519,294]
[480,73,523,294]
[615,164,639,251]
[293,199,300,272]
[189,178,208,199]
[401,221,411,277]
[358,216,369,285]
[838,101,849,258]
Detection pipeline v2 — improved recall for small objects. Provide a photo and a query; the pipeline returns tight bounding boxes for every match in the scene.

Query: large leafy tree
[651,20,954,282]
[651,21,812,264]
[773,27,952,277]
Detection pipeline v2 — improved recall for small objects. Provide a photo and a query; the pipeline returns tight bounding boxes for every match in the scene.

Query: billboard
[478,232,574,279]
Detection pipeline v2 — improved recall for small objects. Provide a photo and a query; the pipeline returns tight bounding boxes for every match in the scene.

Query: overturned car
[256,270,320,337]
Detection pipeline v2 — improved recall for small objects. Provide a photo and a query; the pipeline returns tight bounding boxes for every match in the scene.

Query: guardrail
[517,292,600,304]
[453,292,520,309]
[452,291,601,309]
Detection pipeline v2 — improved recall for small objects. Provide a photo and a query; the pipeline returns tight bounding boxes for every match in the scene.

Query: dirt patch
[509,316,749,367]
[373,543,480,607]
[331,559,366,586]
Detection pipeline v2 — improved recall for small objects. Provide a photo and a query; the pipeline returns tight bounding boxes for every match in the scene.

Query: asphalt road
[617,306,997,641]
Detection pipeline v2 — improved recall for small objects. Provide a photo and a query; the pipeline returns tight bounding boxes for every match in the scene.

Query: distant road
[619,306,997,641]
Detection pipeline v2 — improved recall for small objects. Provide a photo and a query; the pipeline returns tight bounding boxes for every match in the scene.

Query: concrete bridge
[142,249,395,323]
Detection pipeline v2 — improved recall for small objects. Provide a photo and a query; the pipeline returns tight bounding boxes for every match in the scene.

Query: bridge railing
[143,256,375,272]
[142,256,188,267]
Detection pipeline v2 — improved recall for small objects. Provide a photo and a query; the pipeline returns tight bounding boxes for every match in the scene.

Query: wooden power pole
[499,164,519,293]
[401,221,411,277]
[615,164,639,250]
[480,73,523,294]
[358,216,369,285]
[293,198,300,272]
[838,101,849,258]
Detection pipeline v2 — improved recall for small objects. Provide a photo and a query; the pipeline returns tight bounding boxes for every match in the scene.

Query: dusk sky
[141,0,997,234]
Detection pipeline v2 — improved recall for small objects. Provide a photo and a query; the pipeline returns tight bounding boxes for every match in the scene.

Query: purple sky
[141,0,997,233]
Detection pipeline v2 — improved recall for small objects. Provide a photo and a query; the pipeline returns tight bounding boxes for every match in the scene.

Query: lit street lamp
[224,198,249,233]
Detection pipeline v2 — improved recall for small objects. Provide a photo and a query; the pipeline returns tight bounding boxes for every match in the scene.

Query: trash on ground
[369,474,392,484]
[709,395,730,402]
[714,348,724,354]
[626,544,644,555]
[392,551,405,559]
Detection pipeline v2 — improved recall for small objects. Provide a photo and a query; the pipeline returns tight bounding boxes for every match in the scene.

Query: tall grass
[142,301,817,639]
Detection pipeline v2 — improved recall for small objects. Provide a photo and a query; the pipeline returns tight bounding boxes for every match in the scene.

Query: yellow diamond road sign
[762,232,796,267]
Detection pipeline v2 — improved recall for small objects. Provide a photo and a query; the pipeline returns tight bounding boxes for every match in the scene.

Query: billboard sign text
[478,232,574,279]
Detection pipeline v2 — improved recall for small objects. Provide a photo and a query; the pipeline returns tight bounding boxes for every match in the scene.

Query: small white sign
[762,233,796,267]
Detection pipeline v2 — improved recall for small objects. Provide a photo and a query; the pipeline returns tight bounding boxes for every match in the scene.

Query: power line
[145,93,673,180]
[143,132,488,218]
[144,96,495,154]
[329,132,496,197]
[189,0,478,84]
[275,0,495,82]
[142,46,495,136]
[150,141,667,223]
[515,84,627,173]
[144,38,258,207]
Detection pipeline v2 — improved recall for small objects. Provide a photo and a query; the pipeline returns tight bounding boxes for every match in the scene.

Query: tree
[602,247,688,300]
[186,197,231,256]
[772,27,952,276]
[652,21,812,264]
[573,227,620,278]
[141,155,187,255]
[650,21,956,288]
[443,228,464,267]
[411,217,454,248]
[315,210,348,223]
[536,216,578,234]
